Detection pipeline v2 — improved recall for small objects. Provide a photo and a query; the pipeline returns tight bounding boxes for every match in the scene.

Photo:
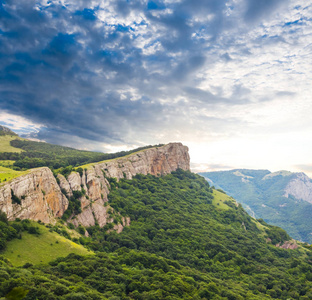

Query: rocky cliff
[0,143,190,230]
[0,167,68,223]
[284,172,312,203]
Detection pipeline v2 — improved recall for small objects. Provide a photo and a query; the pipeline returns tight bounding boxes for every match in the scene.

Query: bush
[11,189,21,205]
[28,226,40,235]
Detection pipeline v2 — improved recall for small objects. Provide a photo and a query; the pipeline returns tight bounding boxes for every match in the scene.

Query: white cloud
[0,112,44,135]
[1,0,312,177]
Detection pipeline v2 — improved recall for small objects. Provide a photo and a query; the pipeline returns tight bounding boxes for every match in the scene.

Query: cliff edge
[0,143,190,229]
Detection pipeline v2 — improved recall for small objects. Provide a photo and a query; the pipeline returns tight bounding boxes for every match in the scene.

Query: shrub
[11,190,21,205]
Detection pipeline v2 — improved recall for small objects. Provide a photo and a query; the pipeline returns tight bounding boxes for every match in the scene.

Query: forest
[1,170,312,299]
[0,139,163,170]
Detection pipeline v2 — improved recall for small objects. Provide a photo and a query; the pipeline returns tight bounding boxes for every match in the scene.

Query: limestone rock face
[0,143,190,231]
[284,173,312,203]
[69,143,189,228]
[98,142,190,180]
[57,174,73,197]
[0,167,68,223]
[67,172,83,192]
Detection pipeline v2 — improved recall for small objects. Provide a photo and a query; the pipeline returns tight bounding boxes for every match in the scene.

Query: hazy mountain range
[200,169,312,243]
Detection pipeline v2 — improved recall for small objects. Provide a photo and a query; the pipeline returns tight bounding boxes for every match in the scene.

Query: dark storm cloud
[0,0,292,147]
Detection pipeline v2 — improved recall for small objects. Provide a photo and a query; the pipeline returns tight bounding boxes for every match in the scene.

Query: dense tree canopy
[1,170,312,299]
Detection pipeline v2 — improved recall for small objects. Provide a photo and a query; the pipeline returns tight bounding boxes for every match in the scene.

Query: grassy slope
[0,136,24,153]
[0,165,29,183]
[0,160,15,168]
[212,189,235,210]
[3,223,92,266]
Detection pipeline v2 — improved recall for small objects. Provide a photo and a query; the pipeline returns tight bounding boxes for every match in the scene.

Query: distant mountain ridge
[199,169,312,243]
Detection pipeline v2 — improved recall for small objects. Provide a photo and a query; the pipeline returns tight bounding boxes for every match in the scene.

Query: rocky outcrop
[67,143,190,228]
[276,240,298,250]
[0,143,190,230]
[95,142,190,180]
[0,167,68,223]
[284,173,312,203]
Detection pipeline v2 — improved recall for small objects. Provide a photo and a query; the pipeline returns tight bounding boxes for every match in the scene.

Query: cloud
[0,112,43,136]
[0,0,310,157]
[295,165,312,175]
[191,162,234,173]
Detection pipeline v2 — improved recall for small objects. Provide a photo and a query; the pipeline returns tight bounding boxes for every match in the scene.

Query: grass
[0,166,29,184]
[0,136,24,153]
[253,219,270,239]
[0,160,15,168]
[212,189,235,210]
[3,223,93,266]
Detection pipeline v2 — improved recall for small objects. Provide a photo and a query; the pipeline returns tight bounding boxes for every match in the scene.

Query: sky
[1,0,312,176]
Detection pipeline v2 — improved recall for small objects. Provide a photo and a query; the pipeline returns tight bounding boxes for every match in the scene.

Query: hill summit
[0,125,18,136]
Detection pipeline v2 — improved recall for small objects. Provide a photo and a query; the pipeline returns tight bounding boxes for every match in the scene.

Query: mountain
[0,133,165,169]
[1,144,312,299]
[0,143,190,229]
[1,168,312,299]
[199,169,312,243]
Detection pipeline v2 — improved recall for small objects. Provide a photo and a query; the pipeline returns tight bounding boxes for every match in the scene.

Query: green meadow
[211,189,235,210]
[0,136,24,153]
[0,165,28,183]
[3,223,92,266]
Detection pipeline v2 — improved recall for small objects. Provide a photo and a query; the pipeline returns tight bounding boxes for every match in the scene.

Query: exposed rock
[67,172,82,191]
[284,173,312,203]
[70,143,190,228]
[241,222,246,231]
[0,143,190,233]
[71,205,96,227]
[94,142,190,181]
[0,167,68,223]
[57,174,73,197]
[276,240,298,250]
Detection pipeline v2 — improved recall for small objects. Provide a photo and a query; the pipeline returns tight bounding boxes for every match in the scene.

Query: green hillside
[0,125,18,137]
[200,169,312,243]
[0,170,312,300]
[0,135,24,153]
[211,189,235,210]
[0,217,92,266]
[0,125,163,172]
[1,170,312,299]
[0,137,163,171]
[3,222,92,266]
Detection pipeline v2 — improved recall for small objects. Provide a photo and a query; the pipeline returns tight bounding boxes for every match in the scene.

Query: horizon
[2,123,311,178]
[1,0,311,177]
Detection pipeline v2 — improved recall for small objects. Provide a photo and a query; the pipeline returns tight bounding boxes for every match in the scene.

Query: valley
[200,169,312,244]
